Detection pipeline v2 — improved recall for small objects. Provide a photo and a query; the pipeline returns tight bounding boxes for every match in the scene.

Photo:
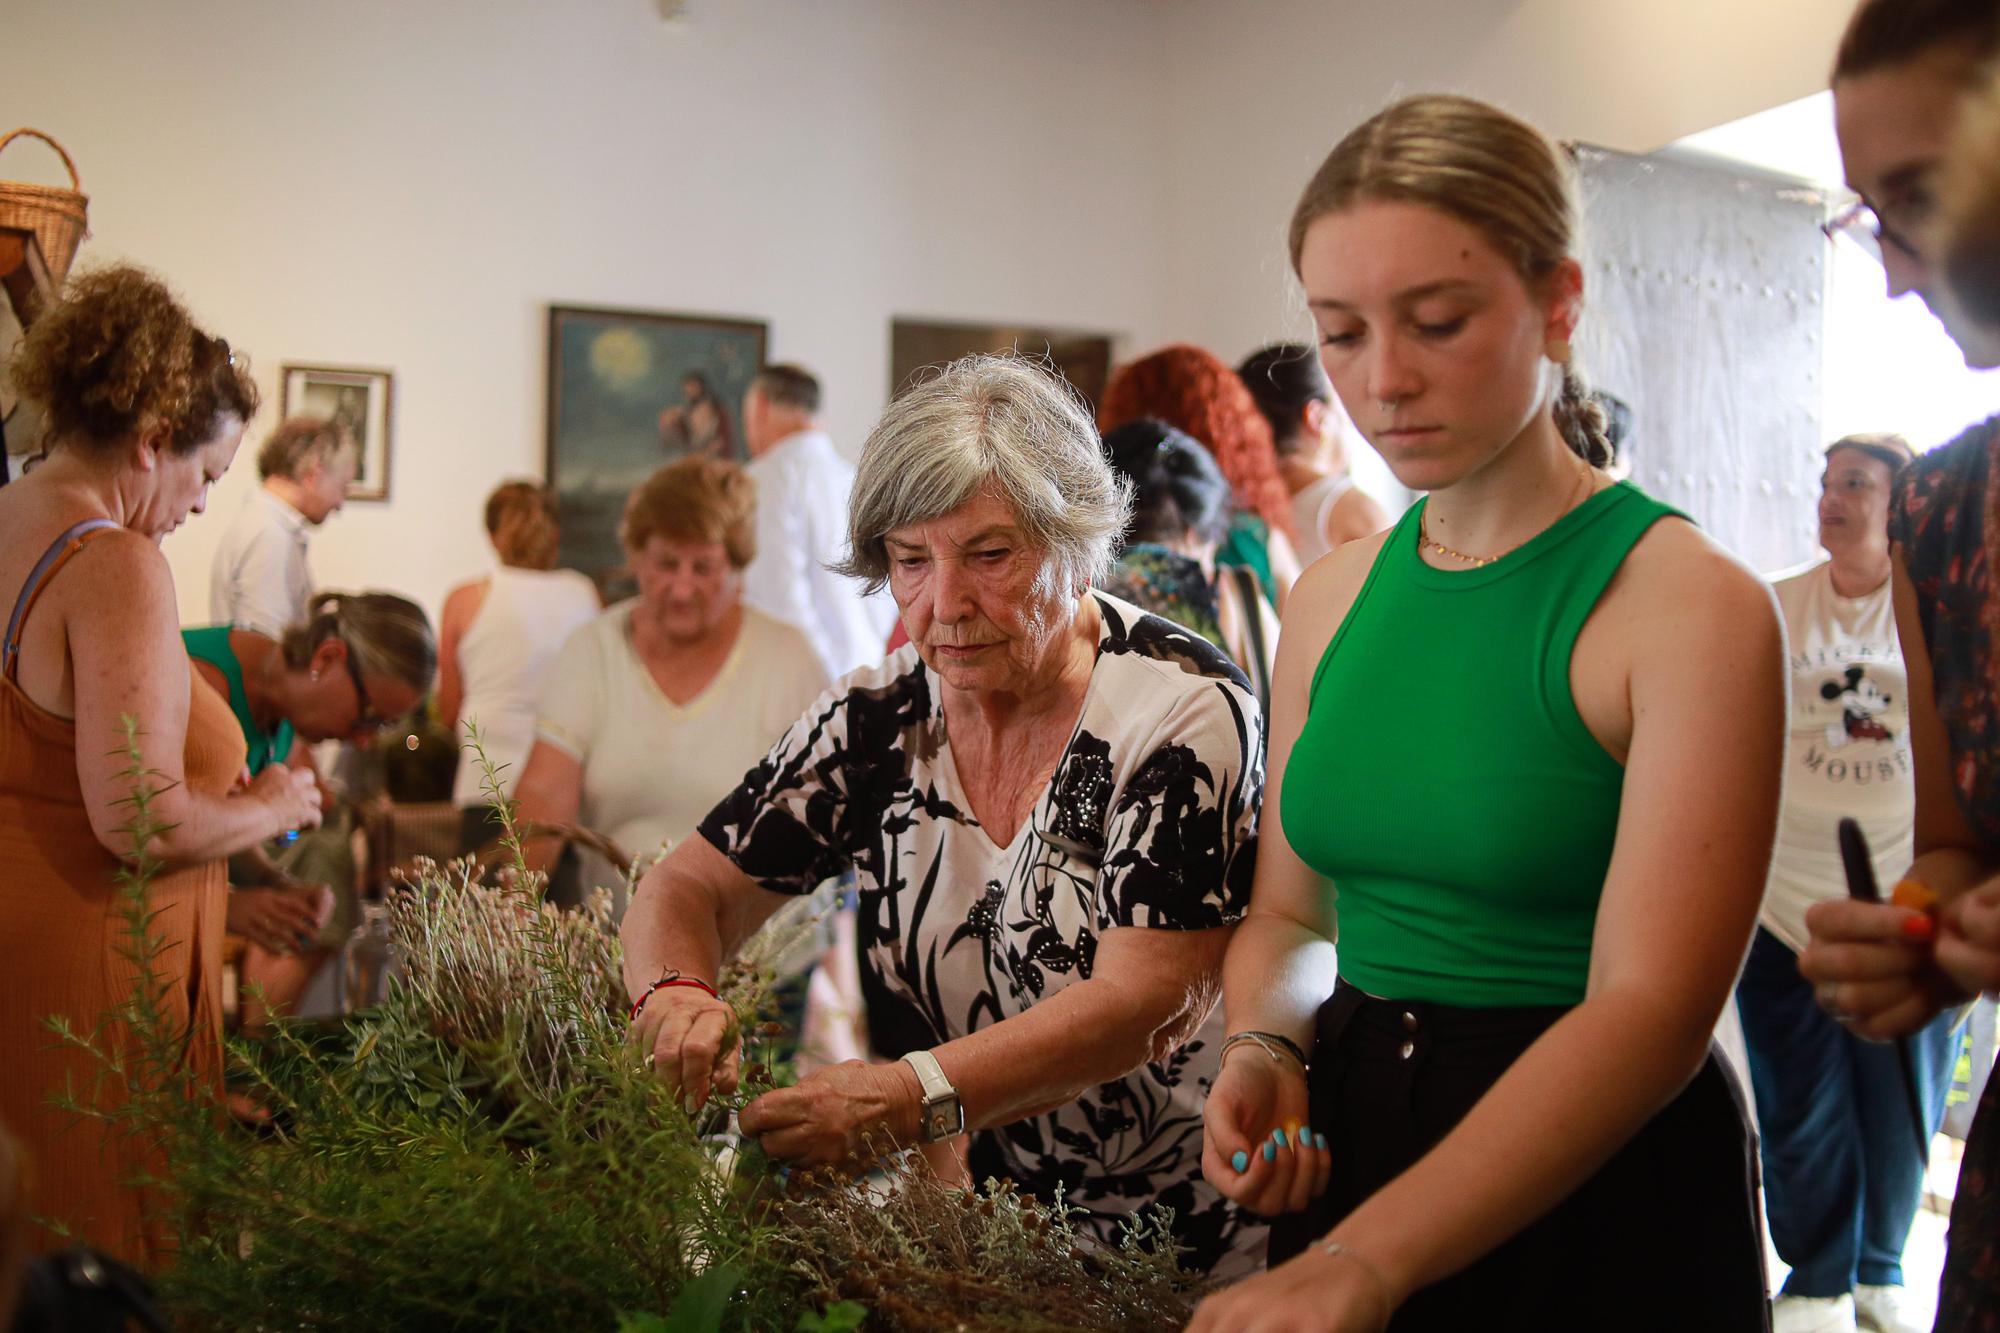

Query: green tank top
[1281,481,1682,1007]
[182,625,295,776]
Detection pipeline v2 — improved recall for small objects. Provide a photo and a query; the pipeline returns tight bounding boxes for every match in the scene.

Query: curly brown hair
[619,455,757,568]
[1099,344,1295,538]
[10,263,258,453]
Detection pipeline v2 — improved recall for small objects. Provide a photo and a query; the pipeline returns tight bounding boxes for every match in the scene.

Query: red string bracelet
[628,970,719,1023]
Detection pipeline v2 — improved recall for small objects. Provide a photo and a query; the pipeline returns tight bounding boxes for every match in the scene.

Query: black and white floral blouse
[699,591,1265,1275]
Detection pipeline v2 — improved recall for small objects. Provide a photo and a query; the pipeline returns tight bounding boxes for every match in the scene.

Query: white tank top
[451,566,600,806]
[1289,472,1355,566]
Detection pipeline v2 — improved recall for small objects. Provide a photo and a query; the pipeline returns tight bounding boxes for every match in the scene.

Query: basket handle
[0,129,82,191]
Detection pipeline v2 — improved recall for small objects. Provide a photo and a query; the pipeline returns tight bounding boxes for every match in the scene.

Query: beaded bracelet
[628,969,719,1023]
[1219,1029,1309,1071]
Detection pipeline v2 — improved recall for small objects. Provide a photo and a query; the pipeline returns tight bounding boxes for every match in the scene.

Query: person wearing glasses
[1800,5,2000,1333]
[182,591,436,1029]
[0,266,324,1265]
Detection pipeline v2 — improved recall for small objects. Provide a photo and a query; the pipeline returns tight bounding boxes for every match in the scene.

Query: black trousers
[1270,981,1770,1332]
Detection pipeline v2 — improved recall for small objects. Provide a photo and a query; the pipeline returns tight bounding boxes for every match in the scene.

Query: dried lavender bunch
[775,1159,1204,1332]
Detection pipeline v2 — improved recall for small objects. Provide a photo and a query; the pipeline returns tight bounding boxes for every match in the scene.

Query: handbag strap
[1228,565,1272,716]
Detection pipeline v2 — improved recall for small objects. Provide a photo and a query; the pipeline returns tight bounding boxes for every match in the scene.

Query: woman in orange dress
[0,266,323,1267]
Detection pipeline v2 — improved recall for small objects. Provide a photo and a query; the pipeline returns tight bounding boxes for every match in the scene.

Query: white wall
[1152,0,1858,371]
[5,0,1177,621]
[6,0,1859,625]
[1677,92,2000,455]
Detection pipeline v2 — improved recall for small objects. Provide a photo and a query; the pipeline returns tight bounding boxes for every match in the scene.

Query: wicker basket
[0,128,88,283]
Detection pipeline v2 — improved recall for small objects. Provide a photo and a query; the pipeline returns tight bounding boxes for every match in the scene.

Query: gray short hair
[835,355,1133,595]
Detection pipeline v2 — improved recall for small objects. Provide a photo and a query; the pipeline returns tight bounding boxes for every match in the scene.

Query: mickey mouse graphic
[1820,665,1894,747]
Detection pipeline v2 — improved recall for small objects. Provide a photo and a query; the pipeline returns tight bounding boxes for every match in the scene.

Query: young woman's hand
[1186,1243,1395,1332]
[1201,1048,1329,1215]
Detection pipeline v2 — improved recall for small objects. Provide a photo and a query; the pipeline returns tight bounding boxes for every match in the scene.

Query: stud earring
[1545,337,1573,365]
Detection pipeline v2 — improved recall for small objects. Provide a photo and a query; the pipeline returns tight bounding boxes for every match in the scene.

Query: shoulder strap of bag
[1229,565,1272,716]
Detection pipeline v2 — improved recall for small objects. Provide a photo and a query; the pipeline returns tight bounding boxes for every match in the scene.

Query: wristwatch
[899,1049,965,1143]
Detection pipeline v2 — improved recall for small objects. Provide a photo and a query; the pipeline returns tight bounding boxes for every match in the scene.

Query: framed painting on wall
[280,364,394,502]
[545,304,766,593]
[889,318,1114,411]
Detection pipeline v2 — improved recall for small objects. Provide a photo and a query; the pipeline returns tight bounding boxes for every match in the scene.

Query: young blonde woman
[1190,97,1784,1331]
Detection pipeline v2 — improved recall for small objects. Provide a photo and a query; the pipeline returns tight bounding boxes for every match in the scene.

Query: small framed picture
[279,364,394,501]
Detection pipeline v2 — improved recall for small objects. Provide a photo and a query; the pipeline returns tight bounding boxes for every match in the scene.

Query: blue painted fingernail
[1315,1132,1329,1151]
[1271,1128,1287,1148]
[1231,1149,1249,1173]
[1262,1140,1276,1162]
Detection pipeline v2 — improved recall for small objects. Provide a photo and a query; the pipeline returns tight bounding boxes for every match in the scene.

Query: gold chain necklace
[1419,462,1595,568]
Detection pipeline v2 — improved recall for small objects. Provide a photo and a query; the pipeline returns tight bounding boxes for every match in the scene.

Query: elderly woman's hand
[738,1059,923,1169]
[1202,1047,1329,1216]
[632,985,740,1109]
[1937,877,2000,998]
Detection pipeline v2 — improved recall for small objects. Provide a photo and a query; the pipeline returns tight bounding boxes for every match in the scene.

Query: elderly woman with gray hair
[622,354,1265,1274]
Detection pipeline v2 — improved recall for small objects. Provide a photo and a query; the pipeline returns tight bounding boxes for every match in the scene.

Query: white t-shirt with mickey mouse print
[1761,560,1914,953]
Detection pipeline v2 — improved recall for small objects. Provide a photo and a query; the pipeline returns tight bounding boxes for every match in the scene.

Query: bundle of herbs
[54,729,1203,1331]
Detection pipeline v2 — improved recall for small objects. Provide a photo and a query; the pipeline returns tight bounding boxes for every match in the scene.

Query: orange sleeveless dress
[0,524,245,1268]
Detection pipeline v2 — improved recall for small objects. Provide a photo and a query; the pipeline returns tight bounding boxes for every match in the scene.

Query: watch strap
[900,1049,965,1142]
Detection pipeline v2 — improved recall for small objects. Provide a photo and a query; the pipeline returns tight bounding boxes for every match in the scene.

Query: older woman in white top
[510,456,827,910]
[1737,433,1963,1332]
[438,481,600,853]
[624,354,1267,1276]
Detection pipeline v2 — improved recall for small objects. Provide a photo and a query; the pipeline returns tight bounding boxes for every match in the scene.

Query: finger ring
[1816,983,1845,1016]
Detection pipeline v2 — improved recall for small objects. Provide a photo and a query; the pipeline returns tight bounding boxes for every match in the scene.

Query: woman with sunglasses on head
[1800,6,2000,1332]
[0,266,324,1266]
[1189,95,1785,1332]
[182,590,435,1029]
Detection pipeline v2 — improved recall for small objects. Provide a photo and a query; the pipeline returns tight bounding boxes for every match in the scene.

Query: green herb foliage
[61,726,1204,1330]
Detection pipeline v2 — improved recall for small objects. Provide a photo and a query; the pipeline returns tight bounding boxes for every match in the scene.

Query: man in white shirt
[209,417,357,635]
[739,365,893,680]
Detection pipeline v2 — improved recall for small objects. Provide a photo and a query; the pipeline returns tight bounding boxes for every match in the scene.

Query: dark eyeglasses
[339,639,397,733]
[1823,187,1936,264]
